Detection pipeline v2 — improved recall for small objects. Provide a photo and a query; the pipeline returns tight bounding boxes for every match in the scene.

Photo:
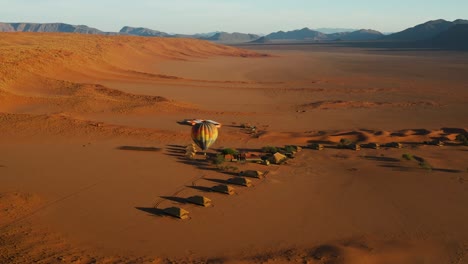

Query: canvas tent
[348,143,361,151]
[212,184,235,195]
[309,143,324,150]
[163,207,189,219]
[239,170,264,178]
[270,152,287,164]
[228,177,252,187]
[384,142,403,148]
[364,143,380,149]
[187,195,212,207]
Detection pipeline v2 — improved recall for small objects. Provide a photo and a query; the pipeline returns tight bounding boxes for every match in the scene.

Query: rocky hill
[384,19,468,41]
[328,29,384,41]
[119,26,170,37]
[266,27,328,41]
[0,22,107,34]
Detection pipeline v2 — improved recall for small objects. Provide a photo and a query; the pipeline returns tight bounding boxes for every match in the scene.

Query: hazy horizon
[0,0,467,34]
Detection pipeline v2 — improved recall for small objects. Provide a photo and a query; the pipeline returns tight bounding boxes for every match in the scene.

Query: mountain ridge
[384,19,468,41]
[119,26,170,37]
[0,22,111,35]
[1,20,467,46]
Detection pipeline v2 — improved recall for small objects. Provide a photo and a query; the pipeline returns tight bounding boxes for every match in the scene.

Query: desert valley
[1,18,468,264]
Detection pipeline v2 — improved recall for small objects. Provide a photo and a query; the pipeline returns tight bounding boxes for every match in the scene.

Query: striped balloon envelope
[191,121,219,151]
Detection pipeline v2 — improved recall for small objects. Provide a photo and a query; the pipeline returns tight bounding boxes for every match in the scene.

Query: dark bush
[212,154,225,165]
[283,145,296,153]
[221,148,239,155]
[456,134,468,146]
[262,146,278,154]
[402,153,414,161]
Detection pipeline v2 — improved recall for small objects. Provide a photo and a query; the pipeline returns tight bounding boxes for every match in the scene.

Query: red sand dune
[1,33,468,263]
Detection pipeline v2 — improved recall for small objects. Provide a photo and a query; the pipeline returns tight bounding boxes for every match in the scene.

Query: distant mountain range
[328,29,384,41]
[0,22,113,35]
[249,36,272,44]
[0,20,467,48]
[200,32,260,43]
[119,26,170,37]
[266,27,328,41]
[265,27,384,41]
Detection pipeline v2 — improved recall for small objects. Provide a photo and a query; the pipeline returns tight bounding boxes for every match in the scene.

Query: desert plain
[1,33,468,264]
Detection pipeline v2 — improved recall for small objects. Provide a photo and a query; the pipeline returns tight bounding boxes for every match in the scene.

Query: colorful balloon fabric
[191,121,218,151]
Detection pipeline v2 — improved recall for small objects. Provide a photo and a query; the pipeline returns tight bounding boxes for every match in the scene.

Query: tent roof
[228,177,252,187]
[187,195,212,206]
[163,207,189,219]
[271,152,287,164]
[212,184,235,194]
[240,170,264,178]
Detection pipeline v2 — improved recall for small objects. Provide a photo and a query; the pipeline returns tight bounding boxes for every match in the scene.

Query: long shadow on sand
[117,146,162,152]
[379,164,413,172]
[363,156,400,162]
[160,196,188,204]
[186,185,213,193]
[135,207,166,217]
[203,178,231,185]
[432,168,463,173]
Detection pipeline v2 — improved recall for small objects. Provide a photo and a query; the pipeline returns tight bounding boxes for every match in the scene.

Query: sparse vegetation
[283,145,296,153]
[221,148,239,156]
[402,153,414,161]
[456,134,468,146]
[262,146,278,154]
[419,161,433,171]
[340,138,353,145]
[337,138,353,148]
[212,154,225,165]
[217,165,239,172]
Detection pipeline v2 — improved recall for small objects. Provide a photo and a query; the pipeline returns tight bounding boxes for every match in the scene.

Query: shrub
[221,148,239,156]
[262,146,278,154]
[283,145,296,153]
[419,161,432,171]
[456,134,468,146]
[212,154,225,165]
[337,138,353,148]
[402,153,414,161]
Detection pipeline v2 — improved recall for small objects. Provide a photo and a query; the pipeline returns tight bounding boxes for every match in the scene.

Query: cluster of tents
[160,170,266,219]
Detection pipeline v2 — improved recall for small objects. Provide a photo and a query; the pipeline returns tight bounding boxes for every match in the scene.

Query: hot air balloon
[191,121,218,154]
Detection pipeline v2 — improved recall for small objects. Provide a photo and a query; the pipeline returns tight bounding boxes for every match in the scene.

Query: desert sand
[1,33,468,264]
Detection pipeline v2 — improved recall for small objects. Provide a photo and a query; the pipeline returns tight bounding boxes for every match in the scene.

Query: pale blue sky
[0,0,466,34]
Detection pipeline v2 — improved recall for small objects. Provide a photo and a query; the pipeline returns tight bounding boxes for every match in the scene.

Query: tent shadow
[166,147,185,154]
[379,164,416,172]
[219,171,238,177]
[432,168,463,173]
[363,156,400,162]
[307,140,335,145]
[135,207,166,217]
[167,144,185,148]
[204,178,230,185]
[117,146,162,152]
[160,196,188,204]
[187,185,213,193]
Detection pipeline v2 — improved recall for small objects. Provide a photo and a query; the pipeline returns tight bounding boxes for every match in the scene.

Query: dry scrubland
[1,33,468,264]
